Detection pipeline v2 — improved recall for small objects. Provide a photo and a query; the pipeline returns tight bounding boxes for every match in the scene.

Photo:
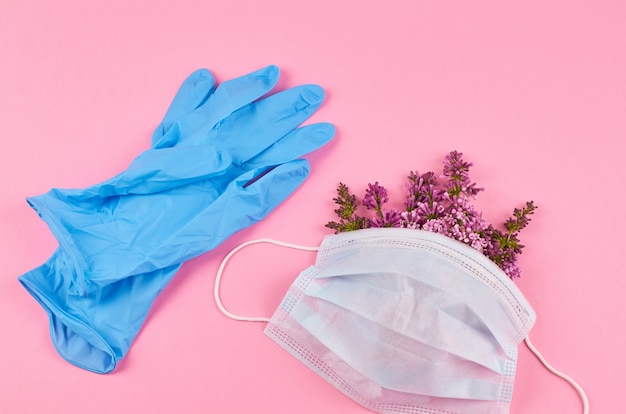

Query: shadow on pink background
[1,1,623,413]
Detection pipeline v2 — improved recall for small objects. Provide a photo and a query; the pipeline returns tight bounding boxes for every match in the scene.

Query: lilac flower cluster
[326,151,537,279]
[363,182,402,228]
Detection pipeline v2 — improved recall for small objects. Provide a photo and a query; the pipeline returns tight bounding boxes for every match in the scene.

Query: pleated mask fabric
[263,228,536,414]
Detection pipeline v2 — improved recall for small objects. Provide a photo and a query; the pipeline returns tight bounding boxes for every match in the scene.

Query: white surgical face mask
[214,228,588,414]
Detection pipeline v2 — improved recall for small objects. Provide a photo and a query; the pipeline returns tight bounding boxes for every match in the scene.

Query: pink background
[1,1,623,412]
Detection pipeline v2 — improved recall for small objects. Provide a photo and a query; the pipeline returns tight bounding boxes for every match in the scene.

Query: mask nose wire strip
[524,335,589,413]
[214,238,319,322]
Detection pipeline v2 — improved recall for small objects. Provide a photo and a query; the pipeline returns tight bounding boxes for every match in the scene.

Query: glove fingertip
[231,160,309,223]
[189,68,213,80]
[310,122,336,143]
[152,69,217,147]
[299,84,325,107]
[258,65,280,84]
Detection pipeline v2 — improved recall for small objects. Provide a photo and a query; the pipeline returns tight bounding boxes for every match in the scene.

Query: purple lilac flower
[443,151,472,182]
[327,151,536,280]
[371,208,402,228]
[364,182,402,228]
[502,261,522,279]
[404,171,446,227]
[442,151,483,199]
[400,210,419,229]
[415,200,445,223]
[421,218,448,234]
[405,171,441,210]
[485,238,523,279]
[444,198,490,251]
[483,201,536,279]
[363,182,389,211]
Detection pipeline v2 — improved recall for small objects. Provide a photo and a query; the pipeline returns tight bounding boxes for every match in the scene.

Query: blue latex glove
[20,249,182,373]
[26,66,334,294]
[19,66,334,373]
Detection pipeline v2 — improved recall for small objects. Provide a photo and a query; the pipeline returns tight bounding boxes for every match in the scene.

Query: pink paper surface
[1,1,622,412]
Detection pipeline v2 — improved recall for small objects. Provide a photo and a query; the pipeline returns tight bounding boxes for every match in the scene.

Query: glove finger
[206,84,326,164]
[123,146,231,194]
[152,69,216,147]
[146,159,310,265]
[244,123,335,170]
[50,146,233,201]
[155,65,280,149]
[221,158,310,226]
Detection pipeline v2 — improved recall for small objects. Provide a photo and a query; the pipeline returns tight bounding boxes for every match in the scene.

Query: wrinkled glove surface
[19,66,334,373]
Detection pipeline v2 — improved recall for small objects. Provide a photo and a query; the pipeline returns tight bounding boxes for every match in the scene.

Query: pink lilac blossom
[400,210,419,229]
[363,182,402,228]
[405,171,442,211]
[363,182,389,210]
[326,151,536,279]
[371,209,402,228]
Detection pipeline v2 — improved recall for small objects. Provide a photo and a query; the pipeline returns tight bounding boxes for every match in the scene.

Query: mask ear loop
[524,335,589,413]
[214,238,319,322]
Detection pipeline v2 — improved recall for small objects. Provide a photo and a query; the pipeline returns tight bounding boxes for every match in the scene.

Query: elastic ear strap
[524,335,589,413]
[214,238,319,322]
